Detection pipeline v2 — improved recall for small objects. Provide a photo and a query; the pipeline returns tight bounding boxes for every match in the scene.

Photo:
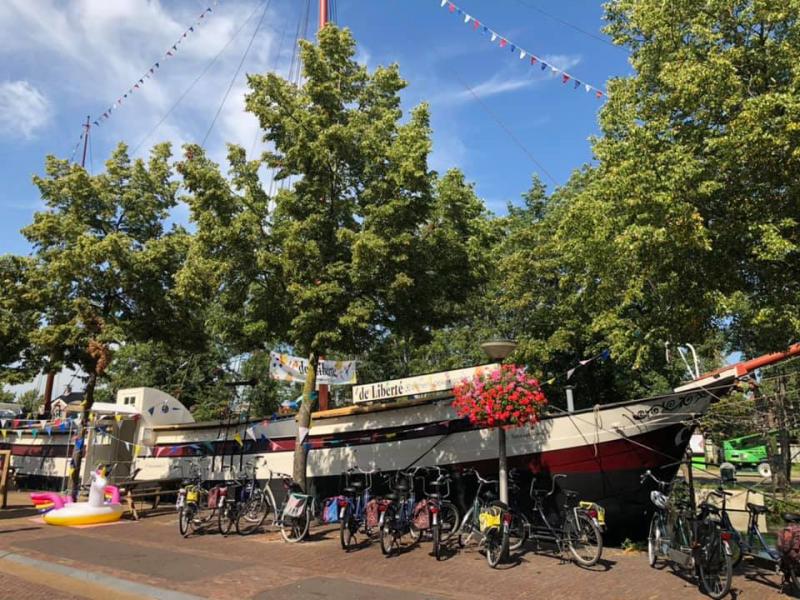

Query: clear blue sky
[0,0,632,257]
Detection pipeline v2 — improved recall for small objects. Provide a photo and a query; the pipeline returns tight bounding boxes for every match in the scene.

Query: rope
[451,70,558,186]
[132,0,266,156]
[201,0,272,148]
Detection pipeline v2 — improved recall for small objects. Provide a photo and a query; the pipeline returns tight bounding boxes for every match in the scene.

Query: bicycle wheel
[179,505,195,538]
[236,492,268,535]
[728,535,743,570]
[280,510,310,543]
[566,512,603,567]
[218,500,235,536]
[485,526,508,568]
[697,535,732,600]
[785,561,800,597]
[380,507,397,556]
[439,502,460,542]
[648,513,664,568]
[432,522,442,560]
[508,511,529,552]
[458,507,475,548]
[340,505,355,551]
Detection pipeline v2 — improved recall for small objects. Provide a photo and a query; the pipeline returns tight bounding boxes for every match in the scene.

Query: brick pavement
[0,497,791,600]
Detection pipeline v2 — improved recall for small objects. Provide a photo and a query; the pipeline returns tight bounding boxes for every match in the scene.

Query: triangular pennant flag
[566,367,578,380]
[596,90,604,98]
[246,427,257,441]
[16,430,22,440]
[520,50,526,59]
[530,56,538,65]
[298,426,309,443]
[1,430,6,440]
[562,74,571,83]
[541,62,548,70]
[499,39,508,48]
[473,19,480,30]
[491,32,497,42]
[115,414,122,423]
[0,420,6,429]
[574,80,581,89]
[233,433,243,447]
[546,378,557,385]
[31,429,38,438]
[599,349,611,361]
[464,14,470,24]
[148,406,155,416]
[203,441,215,454]
[124,441,131,451]
[550,66,559,74]
[510,44,516,52]
[440,0,446,6]
[93,120,99,126]
[133,444,141,458]
[448,2,455,13]
[46,426,52,437]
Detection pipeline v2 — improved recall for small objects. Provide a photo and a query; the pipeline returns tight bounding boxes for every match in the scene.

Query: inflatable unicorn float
[30,466,124,526]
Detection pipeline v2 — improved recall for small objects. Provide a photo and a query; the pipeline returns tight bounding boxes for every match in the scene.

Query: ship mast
[317,0,331,411]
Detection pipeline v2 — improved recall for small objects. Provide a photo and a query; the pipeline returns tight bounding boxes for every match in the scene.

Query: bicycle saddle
[351,480,364,490]
[489,500,509,511]
[747,502,768,515]
[783,513,800,523]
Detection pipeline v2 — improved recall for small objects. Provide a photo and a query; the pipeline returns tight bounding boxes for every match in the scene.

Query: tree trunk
[70,370,97,501]
[498,427,508,504]
[43,369,55,419]
[292,352,319,492]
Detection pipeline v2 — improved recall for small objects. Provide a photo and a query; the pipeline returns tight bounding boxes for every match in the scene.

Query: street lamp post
[481,339,517,504]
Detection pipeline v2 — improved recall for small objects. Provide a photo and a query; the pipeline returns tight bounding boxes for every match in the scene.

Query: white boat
[6,346,798,536]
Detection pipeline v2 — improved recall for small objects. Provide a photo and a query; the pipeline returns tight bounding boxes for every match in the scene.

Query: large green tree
[598,0,800,358]
[179,26,486,490]
[21,143,199,497]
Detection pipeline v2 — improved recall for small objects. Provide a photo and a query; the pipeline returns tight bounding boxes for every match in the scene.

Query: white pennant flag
[551,66,559,75]
[246,427,257,441]
[440,0,446,6]
[585,84,591,92]
[15,430,22,440]
[0,420,6,428]
[520,50,526,59]
[124,441,131,451]
[464,14,470,23]
[491,32,497,42]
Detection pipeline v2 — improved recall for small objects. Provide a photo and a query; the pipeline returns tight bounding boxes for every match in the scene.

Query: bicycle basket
[283,493,309,518]
[579,501,606,527]
[479,506,502,532]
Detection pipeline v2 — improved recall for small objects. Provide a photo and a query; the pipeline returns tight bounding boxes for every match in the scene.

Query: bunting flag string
[543,349,612,385]
[91,2,220,129]
[438,0,607,100]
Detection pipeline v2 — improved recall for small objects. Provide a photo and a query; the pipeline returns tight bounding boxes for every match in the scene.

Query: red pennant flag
[499,38,507,48]
[596,90,604,98]
[562,74,570,83]
[166,51,173,57]
[448,2,455,12]
[472,19,480,30]
[530,56,537,65]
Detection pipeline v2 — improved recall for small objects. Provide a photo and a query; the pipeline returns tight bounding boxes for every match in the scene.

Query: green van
[721,433,769,468]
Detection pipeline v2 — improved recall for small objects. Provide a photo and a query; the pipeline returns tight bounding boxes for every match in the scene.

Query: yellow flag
[89,412,96,422]
[233,433,243,447]
[67,468,75,477]
[133,444,141,458]
[1,430,5,439]
[546,377,556,385]
[115,414,123,423]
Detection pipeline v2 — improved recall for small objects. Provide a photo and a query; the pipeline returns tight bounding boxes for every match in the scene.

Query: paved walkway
[0,494,791,599]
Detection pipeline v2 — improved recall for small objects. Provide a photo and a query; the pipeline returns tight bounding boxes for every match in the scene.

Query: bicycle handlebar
[529,473,566,498]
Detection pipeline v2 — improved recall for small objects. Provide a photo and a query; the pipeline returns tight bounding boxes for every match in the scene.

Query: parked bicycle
[271,471,315,543]
[176,465,230,537]
[419,467,460,560]
[711,482,800,595]
[379,469,421,556]
[233,460,276,536]
[506,473,603,568]
[457,469,513,567]
[338,465,379,551]
[643,469,733,599]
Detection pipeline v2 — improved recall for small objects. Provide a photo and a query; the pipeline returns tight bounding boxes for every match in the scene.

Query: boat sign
[353,364,500,403]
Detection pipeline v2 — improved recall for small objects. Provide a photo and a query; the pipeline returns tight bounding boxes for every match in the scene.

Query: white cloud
[0,80,53,139]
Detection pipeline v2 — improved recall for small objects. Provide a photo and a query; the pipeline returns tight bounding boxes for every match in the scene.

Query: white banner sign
[269,352,357,385]
[353,363,500,403]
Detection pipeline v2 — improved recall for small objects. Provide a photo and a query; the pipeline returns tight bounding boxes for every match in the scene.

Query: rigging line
[451,71,558,186]
[201,0,272,149]
[250,7,290,158]
[132,0,265,155]
[287,1,306,85]
[511,0,627,53]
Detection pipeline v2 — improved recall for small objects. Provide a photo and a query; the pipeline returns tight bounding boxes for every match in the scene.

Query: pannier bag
[366,499,390,528]
[412,499,430,530]
[777,524,800,564]
[479,506,502,532]
[208,485,226,510]
[283,493,309,518]
[322,496,342,523]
